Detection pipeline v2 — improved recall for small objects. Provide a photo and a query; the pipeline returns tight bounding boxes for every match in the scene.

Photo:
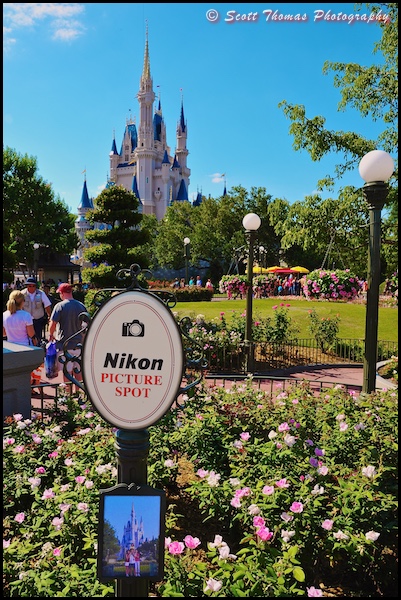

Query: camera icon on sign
[122,320,145,337]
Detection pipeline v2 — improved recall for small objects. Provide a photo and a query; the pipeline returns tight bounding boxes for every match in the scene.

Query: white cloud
[211,173,224,184]
[3,3,86,49]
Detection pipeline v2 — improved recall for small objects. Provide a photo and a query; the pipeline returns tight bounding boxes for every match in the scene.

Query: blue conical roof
[78,180,93,209]
[111,139,118,155]
[176,179,188,201]
[193,191,202,207]
[162,150,170,164]
[180,101,186,133]
[132,175,140,200]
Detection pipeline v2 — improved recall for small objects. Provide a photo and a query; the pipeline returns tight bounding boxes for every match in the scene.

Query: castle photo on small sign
[97,483,165,581]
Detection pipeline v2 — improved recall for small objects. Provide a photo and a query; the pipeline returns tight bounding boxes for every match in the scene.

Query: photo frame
[97,482,166,582]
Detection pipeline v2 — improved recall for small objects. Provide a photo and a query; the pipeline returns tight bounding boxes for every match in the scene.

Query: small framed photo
[97,482,166,581]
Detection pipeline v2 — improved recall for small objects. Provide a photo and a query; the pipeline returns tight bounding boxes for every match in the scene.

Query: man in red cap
[48,283,87,386]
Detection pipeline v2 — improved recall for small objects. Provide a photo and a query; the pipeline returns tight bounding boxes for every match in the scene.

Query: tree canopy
[3,146,78,276]
[82,185,150,287]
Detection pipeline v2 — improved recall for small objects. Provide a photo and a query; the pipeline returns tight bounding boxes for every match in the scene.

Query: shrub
[3,382,398,597]
[308,308,340,352]
[302,269,362,301]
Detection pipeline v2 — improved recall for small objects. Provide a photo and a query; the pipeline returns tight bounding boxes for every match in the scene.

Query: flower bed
[3,381,398,597]
[302,269,362,301]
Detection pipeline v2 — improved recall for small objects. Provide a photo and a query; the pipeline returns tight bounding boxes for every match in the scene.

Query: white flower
[362,465,377,479]
[248,504,260,515]
[365,531,380,541]
[268,430,277,439]
[333,530,349,540]
[204,578,223,592]
[218,545,237,560]
[229,477,241,487]
[207,471,221,487]
[209,535,224,548]
[281,530,296,543]
[283,433,297,447]
[311,484,325,495]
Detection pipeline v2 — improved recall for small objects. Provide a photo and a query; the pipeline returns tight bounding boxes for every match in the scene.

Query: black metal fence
[204,338,398,374]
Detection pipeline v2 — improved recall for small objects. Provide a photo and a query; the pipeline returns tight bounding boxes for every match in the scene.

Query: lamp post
[259,246,266,274]
[358,150,394,393]
[33,243,40,280]
[243,213,261,373]
[183,237,190,285]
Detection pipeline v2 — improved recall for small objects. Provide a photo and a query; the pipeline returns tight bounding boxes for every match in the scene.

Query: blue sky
[104,494,161,543]
[3,3,387,213]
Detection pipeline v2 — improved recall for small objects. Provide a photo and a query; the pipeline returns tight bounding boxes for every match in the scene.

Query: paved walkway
[31,362,396,416]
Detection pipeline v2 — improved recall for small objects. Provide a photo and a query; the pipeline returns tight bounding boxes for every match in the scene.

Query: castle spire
[141,22,151,81]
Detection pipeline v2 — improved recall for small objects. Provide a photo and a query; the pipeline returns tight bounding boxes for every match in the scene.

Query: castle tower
[75,176,93,260]
[106,26,190,220]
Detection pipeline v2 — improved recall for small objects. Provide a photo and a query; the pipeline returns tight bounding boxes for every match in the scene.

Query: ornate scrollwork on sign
[60,311,91,391]
[61,265,208,406]
[175,316,208,408]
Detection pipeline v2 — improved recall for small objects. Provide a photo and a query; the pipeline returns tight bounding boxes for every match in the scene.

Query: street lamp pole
[183,237,190,285]
[33,243,40,280]
[358,150,394,394]
[243,213,261,374]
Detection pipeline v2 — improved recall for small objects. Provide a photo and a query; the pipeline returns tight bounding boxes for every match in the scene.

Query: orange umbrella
[265,266,282,272]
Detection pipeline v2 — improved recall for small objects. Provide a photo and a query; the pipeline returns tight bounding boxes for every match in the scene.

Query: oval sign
[82,291,184,429]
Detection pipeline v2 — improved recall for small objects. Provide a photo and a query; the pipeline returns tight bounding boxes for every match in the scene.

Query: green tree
[82,185,149,288]
[278,3,398,277]
[3,146,78,276]
[278,189,370,275]
[103,519,121,560]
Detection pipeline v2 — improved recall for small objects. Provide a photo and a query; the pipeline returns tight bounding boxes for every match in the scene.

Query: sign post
[63,265,206,597]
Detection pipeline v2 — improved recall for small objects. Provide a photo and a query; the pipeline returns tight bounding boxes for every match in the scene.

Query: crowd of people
[3,278,87,389]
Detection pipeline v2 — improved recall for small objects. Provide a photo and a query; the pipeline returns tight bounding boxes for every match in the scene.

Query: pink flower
[253,516,265,528]
[230,496,241,508]
[75,476,86,484]
[52,516,64,530]
[276,478,290,488]
[256,526,273,541]
[262,485,274,495]
[168,541,185,555]
[197,468,209,478]
[240,432,250,441]
[77,502,89,512]
[42,488,55,499]
[48,451,58,458]
[322,519,334,531]
[184,535,201,549]
[53,547,62,556]
[36,467,46,475]
[278,422,290,432]
[15,512,25,523]
[290,501,303,513]
[307,586,323,597]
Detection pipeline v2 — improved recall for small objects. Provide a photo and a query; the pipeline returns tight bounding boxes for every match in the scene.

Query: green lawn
[174,297,398,342]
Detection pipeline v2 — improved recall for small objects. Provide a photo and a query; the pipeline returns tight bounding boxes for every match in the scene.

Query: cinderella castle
[74,28,201,261]
[118,501,145,558]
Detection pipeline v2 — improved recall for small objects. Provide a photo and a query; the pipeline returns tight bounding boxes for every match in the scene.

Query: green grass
[174,297,398,342]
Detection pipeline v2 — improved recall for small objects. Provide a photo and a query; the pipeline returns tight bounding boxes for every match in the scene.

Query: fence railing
[204,338,398,374]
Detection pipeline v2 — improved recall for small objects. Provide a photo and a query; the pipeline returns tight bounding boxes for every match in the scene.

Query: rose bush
[3,380,398,597]
[302,269,362,301]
